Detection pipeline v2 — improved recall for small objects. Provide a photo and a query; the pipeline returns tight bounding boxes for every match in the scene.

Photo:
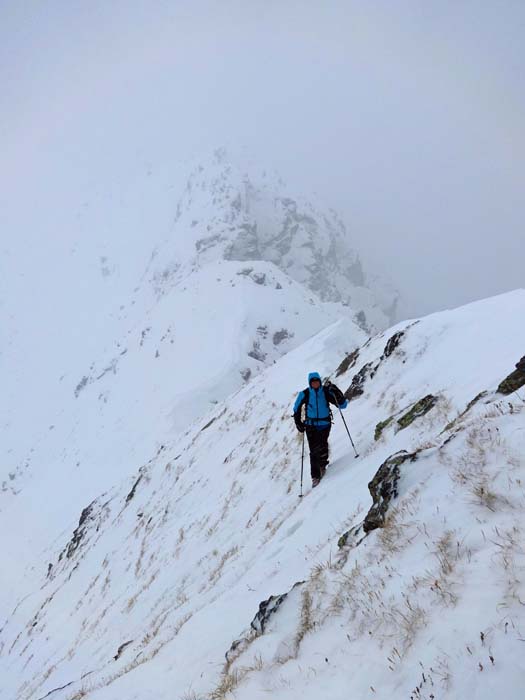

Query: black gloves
[325,380,345,405]
[294,414,305,433]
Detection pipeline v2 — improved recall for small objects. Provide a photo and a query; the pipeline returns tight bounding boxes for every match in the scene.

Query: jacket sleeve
[326,383,348,409]
[293,391,305,416]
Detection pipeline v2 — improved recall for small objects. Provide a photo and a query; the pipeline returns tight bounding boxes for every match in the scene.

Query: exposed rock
[36,679,75,700]
[113,640,133,661]
[345,361,378,401]
[374,416,394,441]
[364,450,418,532]
[335,349,360,378]
[247,341,266,362]
[225,581,305,663]
[337,523,365,549]
[200,416,218,432]
[62,501,97,560]
[343,325,417,400]
[155,152,399,328]
[240,367,252,382]
[225,636,251,664]
[125,474,143,504]
[251,591,291,634]
[382,330,404,358]
[273,329,292,346]
[397,395,438,430]
[338,450,419,546]
[74,375,90,398]
[497,356,525,395]
[251,272,266,285]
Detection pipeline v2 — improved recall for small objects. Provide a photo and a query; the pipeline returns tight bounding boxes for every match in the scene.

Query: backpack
[300,382,345,422]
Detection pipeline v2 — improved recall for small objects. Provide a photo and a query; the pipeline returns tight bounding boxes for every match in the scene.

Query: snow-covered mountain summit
[1,289,524,700]
[145,148,398,331]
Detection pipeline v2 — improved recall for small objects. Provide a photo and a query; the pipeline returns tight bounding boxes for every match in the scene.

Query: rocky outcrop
[374,416,394,441]
[335,349,360,378]
[125,474,143,504]
[497,357,525,395]
[273,329,292,346]
[345,361,378,401]
[382,330,405,358]
[251,589,296,634]
[397,395,438,430]
[338,450,419,546]
[61,501,97,560]
[163,150,399,330]
[344,328,413,401]
[374,395,439,441]
[364,450,418,532]
[225,581,304,663]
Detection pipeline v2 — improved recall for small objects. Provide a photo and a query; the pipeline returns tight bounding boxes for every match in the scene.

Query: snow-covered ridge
[1,289,524,699]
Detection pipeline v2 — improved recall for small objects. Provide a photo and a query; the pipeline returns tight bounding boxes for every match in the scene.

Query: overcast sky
[1,0,524,317]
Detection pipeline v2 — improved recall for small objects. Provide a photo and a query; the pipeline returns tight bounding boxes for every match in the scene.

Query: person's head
[308,371,322,389]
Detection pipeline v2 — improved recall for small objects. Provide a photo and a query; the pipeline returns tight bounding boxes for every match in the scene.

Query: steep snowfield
[1,289,524,700]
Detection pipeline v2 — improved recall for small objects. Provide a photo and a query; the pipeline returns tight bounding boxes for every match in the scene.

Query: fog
[2,0,524,318]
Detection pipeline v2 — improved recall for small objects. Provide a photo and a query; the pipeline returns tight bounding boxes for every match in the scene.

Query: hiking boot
[312,478,321,488]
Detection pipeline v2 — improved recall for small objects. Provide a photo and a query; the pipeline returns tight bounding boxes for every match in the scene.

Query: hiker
[293,372,348,487]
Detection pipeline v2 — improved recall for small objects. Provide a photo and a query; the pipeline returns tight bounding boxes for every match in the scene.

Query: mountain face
[145,149,398,332]
[1,289,524,700]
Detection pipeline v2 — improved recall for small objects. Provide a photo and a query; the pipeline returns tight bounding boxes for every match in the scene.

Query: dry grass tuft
[209,669,242,700]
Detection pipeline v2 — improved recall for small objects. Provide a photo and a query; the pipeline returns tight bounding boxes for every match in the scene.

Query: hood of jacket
[308,371,322,386]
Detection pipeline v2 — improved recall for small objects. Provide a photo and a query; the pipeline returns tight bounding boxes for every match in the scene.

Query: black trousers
[305,425,331,479]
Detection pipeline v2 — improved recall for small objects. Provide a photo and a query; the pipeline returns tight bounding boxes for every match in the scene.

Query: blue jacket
[293,372,348,429]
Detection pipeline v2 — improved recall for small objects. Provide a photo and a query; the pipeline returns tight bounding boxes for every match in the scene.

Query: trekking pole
[336,404,359,458]
[299,430,305,498]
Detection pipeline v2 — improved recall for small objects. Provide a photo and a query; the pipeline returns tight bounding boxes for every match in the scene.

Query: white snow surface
[0,257,364,584]
[1,288,525,699]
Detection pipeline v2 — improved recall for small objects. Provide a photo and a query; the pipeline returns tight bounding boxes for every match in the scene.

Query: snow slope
[0,258,365,593]
[2,149,393,523]
[1,289,524,700]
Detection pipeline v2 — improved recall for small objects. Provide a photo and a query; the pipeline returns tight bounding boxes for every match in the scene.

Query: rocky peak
[153,149,399,330]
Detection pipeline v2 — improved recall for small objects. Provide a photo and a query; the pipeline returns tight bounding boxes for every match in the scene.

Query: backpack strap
[323,386,334,421]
